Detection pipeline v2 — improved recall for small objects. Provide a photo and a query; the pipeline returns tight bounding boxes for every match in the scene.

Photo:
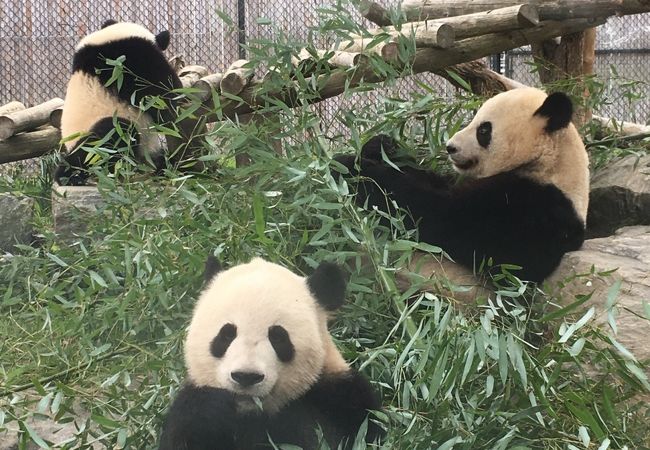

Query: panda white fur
[54,20,182,186]
[336,88,589,283]
[158,256,383,450]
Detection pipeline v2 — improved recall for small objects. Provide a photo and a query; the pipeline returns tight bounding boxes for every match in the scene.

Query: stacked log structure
[2,0,650,165]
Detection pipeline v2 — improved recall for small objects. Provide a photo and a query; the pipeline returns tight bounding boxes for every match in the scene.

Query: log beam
[0,127,61,164]
[0,101,26,116]
[0,98,64,141]
[198,17,604,122]
[194,73,224,101]
[399,0,650,22]
[179,65,210,89]
[220,60,255,96]
[367,5,539,40]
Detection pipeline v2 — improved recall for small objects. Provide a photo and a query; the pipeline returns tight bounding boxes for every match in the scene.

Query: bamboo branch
[0,126,61,164]
[0,98,64,140]
[199,17,604,123]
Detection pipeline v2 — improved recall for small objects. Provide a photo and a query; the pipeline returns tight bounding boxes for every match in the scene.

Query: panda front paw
[53,164,91,186]
[158,385,239,450]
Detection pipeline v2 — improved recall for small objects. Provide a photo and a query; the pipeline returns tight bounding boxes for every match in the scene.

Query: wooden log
[0,101,26,116]
[194,73,224,101]
[0,98,64,141]
[178,65,210,89]
[200,17,604,123]
[220,60,255,96]
[50,107,63,129]
[411,23,456,48]
[592,115,650,136]
[295,49,371,70]
[336,39,400,62]
[0,126,61,164]
[358,0,393,26]
[400,0,650,22]
[367,5,539,40]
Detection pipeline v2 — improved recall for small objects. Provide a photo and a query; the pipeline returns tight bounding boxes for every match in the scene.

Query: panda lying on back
[336,88,589,283]
[55,20,186,186]
[158,257,383,450]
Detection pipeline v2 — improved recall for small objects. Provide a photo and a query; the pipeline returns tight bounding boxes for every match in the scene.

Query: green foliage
[1,2,649,448]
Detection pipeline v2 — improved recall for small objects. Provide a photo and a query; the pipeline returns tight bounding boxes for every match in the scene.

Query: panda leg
[54,117,140,186]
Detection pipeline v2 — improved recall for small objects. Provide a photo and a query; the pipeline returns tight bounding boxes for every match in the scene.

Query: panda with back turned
[55,20,186,186]
[158,256,384,450]
[336,87,589,284]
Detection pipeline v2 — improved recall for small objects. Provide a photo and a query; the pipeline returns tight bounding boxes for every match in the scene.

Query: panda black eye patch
[476,121,492,148]
[268,325,295,362]
[210,323,237,358]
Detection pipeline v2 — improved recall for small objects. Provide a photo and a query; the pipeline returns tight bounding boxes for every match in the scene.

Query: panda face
[445,88,573,178]
[185,258,348,413]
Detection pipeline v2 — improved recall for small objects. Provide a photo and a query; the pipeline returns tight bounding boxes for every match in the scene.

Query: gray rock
[587,155,650,238]
[548,226,650,368]
[0,401,93,450]
[0,192,35,251]
[51,184,105,241]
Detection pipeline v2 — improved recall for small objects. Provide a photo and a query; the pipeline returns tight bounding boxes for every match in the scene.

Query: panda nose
[231,371,265,387]
[446,144,458,155]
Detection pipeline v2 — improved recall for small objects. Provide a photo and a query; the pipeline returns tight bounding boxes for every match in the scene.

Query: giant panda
[158,256,384,450]
[54,20,188,186]
[335,87,589,285]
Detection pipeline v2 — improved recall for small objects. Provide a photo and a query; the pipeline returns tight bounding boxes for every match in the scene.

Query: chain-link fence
[1,2,649,132]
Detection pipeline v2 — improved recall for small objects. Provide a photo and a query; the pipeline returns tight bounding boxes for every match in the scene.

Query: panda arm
[300,370,384,444]
[158,384,239,450]
[425,174,585,282]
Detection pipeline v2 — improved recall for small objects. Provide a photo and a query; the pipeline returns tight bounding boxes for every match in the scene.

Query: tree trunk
[0,101,26,116]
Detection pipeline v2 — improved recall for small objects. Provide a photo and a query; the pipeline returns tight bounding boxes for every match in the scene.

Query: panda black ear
[156,30,171,50]
[534,92,573,132]
[101,19,118,29]
[204,254,223,284]
[307,262,347,311]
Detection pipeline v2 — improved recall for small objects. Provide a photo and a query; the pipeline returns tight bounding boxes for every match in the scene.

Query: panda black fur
[336,88,589,283]
[54,20,182,186]
[158,256,383,450]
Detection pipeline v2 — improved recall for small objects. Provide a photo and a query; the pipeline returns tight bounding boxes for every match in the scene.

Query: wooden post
[0,98,64,140]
